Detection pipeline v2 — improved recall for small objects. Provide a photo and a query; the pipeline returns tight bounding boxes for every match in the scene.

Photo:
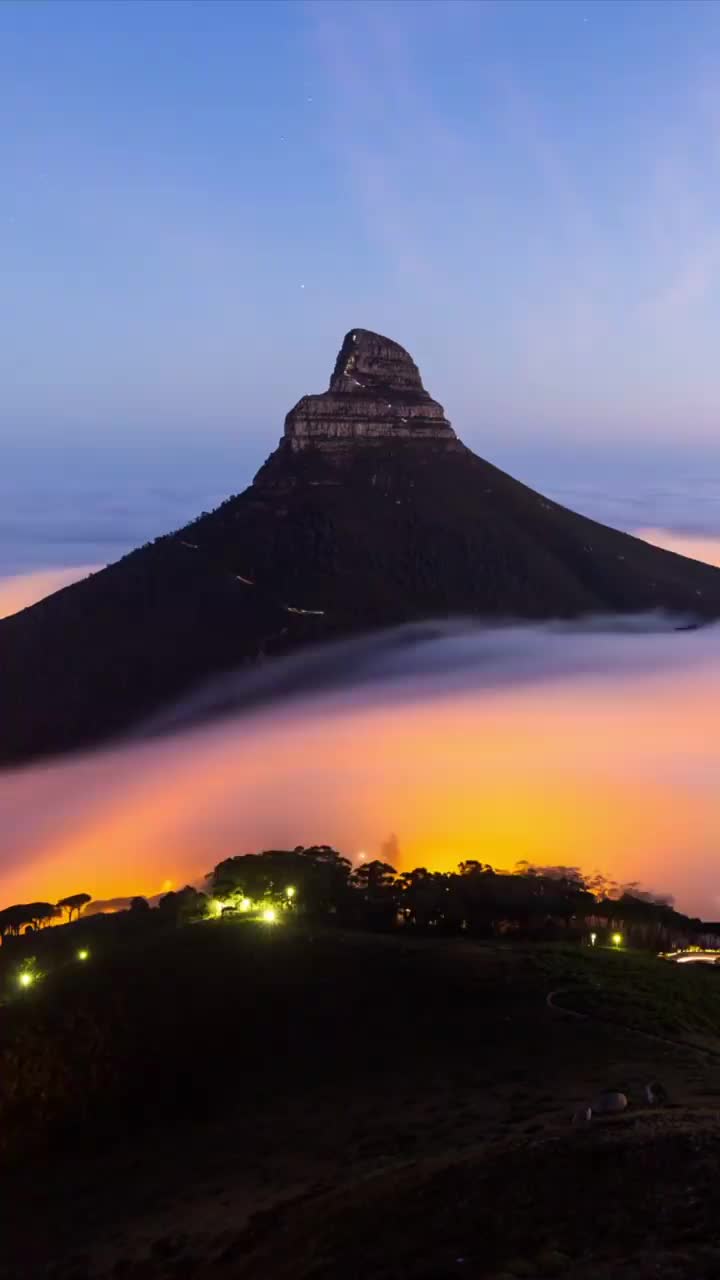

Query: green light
[18,972,34,989]
[77,949,89,961]
[612,932,623,947]
[286,885,296,899]
[239,897,252,912]
[210,899,224,918]
[262,907,277,924]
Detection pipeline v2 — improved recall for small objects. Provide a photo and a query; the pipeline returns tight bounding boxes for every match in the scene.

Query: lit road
[663,950,720,965]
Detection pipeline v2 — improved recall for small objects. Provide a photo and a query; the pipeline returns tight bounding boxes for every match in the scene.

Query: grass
[3,926,720,1278]
[522,943,720,1043]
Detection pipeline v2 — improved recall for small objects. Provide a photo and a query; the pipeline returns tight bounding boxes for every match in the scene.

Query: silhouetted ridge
[2,327,720,767]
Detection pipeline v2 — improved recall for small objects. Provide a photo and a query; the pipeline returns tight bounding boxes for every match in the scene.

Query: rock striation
[284,329,458,450]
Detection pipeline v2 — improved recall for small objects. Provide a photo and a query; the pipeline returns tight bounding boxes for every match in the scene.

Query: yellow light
[612,932,623,947]
[18,972,34,988]
[286,886,296,899]
[240,897,251,912]
[262,907,277,924]
[590,932,597,946]
[210,899,223,918]
[77,949,89,961]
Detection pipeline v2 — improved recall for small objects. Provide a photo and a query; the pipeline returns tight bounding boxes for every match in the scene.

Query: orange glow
[1,560,720,919]
[634,528,720,569]
[0,636,719,918]
[0,565,102,620]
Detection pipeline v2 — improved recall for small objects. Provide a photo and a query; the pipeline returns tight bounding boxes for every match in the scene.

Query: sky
[4,0,720,494]
[3,1,720,917]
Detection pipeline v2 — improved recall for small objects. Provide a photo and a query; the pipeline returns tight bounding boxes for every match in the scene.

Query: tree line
[0,893,91,938]
[203,846,713,951]
[0,851,714,954]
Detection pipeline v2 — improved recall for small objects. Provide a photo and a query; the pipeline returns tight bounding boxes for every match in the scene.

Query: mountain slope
[2,328,720,767]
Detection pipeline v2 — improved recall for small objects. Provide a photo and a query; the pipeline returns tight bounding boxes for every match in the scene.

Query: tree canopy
[57,893,92,922]
[0,902,60,936]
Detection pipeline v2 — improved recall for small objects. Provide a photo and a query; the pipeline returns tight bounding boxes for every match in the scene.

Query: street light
[77,949,89,961]
[17,972,34,989]
[612,932,623,947]
[262,907,277,924]
[286,886,296,900]
[589,932,597,946]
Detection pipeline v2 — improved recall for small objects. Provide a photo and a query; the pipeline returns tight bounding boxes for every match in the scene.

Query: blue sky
[3,0,720,500]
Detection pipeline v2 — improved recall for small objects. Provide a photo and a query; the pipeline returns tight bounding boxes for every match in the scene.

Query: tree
[398,868,453,929]
[57,892,92,922]
[210,846,352,917]
[26,902,60,929]
[158,885,208,925]
[129,896,150,913]
[458,860,494,877]
[0,902,59,937]
[0,905,27,938]
[351,860,399,928]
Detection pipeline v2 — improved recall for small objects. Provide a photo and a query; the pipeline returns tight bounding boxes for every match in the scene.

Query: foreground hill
[2,328,720,766]
[3,926,720,1278]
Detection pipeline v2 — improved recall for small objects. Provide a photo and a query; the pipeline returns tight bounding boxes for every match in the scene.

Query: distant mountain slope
[2,328,719,767]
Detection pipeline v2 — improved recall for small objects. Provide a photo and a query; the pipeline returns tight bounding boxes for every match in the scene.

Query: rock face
[284,329,457,450]
[2,326,720,766]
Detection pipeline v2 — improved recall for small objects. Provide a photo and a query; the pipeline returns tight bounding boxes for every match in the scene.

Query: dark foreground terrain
[3,925,720,1279]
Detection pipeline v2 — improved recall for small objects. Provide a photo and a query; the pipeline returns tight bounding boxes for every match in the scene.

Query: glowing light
[262,907,277,924]
[590,932,597,946]
[210,899,224,918]
[77,949,89,961]
[612,932,623,947]
[240,897,252,912]
[18,972,34,988]
[3,607,720,916]
[286,885,296,899]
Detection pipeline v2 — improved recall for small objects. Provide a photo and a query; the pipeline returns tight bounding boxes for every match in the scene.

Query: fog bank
[0,615,718,919]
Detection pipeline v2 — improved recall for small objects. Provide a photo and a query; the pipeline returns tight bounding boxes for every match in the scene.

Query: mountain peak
[284,328,457,450]
[328,329,426,394]
[3,327,720,768]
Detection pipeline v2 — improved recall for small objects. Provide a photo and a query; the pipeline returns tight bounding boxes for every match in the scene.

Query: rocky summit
[2,327,720,766]
[283,328,457,449]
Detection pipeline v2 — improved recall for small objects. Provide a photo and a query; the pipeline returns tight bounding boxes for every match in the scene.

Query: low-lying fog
[0,589,718,918]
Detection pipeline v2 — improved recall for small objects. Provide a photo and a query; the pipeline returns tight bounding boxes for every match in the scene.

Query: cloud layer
[0,614,718,920]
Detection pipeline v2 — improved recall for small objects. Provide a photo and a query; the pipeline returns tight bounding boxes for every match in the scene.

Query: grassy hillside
[3,926,720,1278]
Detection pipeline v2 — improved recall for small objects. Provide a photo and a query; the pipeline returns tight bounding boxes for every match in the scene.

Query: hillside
[2,328,720,766]
[3,927,720,1278]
